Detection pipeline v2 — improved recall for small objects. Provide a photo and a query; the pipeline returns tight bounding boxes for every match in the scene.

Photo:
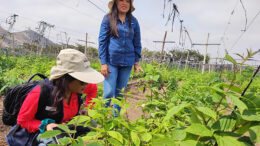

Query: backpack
[2,73,49,126]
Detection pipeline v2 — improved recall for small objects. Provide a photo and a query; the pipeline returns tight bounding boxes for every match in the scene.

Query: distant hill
[0,26,57,48]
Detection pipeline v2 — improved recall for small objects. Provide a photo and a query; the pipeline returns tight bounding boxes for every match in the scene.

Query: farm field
[1,0,260,145]
[0,53,259,145]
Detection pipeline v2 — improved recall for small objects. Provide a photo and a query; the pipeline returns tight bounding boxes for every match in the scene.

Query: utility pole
[161,31,167,62]
[1,14,18,49]
[8,14,18,50]
[179,20,183,45]
[184,50,190,71]
[35,21,54,55]
[192,33,220,74]
[78,33,96,57]
[202,33,210,74]
[6,14,18,32]
[63,32,70,48]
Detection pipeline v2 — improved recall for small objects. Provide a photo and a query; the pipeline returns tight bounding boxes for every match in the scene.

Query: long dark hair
[51,74,76,113]
[109,0,133,37]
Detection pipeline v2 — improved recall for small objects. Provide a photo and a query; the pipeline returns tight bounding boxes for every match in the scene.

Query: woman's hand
[46,123,58,131]
[134,62,144,73]
[101,64,111,78]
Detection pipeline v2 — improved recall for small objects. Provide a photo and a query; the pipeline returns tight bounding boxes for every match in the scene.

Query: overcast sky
[0,0,259,64]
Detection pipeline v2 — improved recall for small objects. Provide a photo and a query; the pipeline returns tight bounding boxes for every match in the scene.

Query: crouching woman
[6,49,104,145]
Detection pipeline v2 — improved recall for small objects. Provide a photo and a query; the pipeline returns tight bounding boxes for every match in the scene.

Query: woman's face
[116,0,130,14]
[68,80,87,94]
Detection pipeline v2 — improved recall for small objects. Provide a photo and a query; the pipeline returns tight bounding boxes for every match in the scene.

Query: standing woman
[98,0,143,116]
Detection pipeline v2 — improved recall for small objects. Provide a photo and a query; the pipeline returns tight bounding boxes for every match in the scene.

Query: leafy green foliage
[2,49,260,145]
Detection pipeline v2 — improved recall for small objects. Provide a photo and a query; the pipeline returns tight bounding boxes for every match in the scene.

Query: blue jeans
[37,134,57,145]
[103,64,132,116]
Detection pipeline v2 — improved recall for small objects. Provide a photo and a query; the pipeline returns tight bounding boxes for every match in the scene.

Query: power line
[218,0,239,46]
[217,0,242,59]
[53,0,100,22]
[230,10,260,50]
[85,0,106,13]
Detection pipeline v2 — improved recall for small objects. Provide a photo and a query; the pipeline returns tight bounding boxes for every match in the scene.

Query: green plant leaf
[172,129,186,141]
[179,140,202,146]
[214,135,245,146]
[241,110,260,121]
[140,133,152,142]
[163,103,191,122]
[118,120,131,130]
[249,125,260,143]
[235,53,244,60]
[82,132,100,141]
[152,137,176,146]
[209,86,225,94]
[88,109,98,118]
[107,131,123,144]
[104,122,114,131]
[185,124,213,137]
[120,102,130,115]
[190,108,202,124]
[151,75,160,81]
[236,122,251,135]
[134,126,146,133]
[76,137,84,146]
[88,110,102,119]
[49,144,60,146]
[37,130,62,139]
[131,131,140,146]
[68,115,91,125]
[57,124,70,133]
[196,107,217,121]
[112,97,124,107]
[58,137,71,145]
[227,93,247,113]
[212,116,236,132]
[222,83,242,94]
[238,136,254,145]
[69,130,76,134]
[108,137,122,146]
[86,142,103,146]
[0,85,8,94]
[224,53,237,65]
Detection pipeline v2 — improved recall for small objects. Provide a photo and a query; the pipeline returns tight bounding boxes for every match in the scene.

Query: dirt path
[125,79,149,121]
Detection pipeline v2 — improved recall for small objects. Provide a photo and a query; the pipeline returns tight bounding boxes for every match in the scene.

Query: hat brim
[108,0,135,12]
[68,67,104,84]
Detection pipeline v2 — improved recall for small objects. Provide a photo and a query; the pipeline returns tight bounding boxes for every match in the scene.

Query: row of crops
[0,52,259,146]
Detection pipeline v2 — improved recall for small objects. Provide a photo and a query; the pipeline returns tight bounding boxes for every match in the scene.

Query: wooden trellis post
[192,33,220,74]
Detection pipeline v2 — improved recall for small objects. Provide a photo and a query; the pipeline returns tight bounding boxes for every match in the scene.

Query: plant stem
[197,136,201,141]
[232,121,249,132]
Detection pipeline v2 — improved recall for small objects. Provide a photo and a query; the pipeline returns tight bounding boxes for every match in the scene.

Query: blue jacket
[98,15,142,66]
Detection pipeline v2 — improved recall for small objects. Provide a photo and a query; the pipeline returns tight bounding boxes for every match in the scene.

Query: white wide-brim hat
[108,0,135,12]
[50,49,104,84]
